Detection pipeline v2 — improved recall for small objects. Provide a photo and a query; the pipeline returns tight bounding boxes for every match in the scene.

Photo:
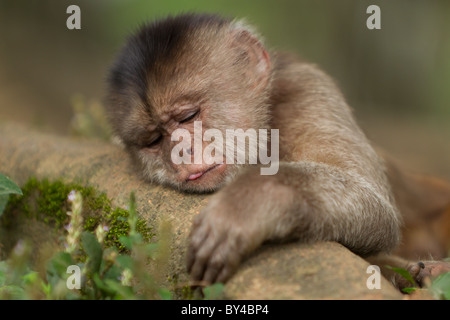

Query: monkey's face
[106,17,271,193]
[119,72,270,193]
[124,99,239,193]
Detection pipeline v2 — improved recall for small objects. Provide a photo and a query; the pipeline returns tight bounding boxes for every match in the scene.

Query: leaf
[143,243,159,256]
[102,265,122,283]
[22,271,40,286]
[119,236,133,250]
[0,194,9,217]
[401,287,417,294]
[130,233,143,245]
[0,262,7,286]
[46,252,74,287]
[430,272,450,300]
[81,232,103,274]
[47,252,74,274]
[158,288,172,300]
[40,282,52,298]
[93,273,115,296]
[116,255,133,270]
[385,265,416,286]
[0,174,22,196]
[0,285,26,299]
[0,174,22,216]
[103,279,135,300]
[203,283,225,300]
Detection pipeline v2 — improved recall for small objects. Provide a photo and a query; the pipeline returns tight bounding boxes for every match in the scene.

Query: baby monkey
[106,13,450,288]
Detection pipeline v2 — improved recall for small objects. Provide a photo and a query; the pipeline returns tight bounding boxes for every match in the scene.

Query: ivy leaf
[0,174,22,216]
[82,232,103,274]
[430,272,450,300]
[116,255,133,270]
[143,243,159,256]
[46,252,74,287]
[0,261,7,286]
[385,265,416,286]
[104,279,135,299]
[203,283,225,300]
[93,273,115,296]
[119,236,133,250]
[22,271,40,286]
[158,288,172,300]
[102,264,122,283]
[0,174,23,196]
[0,194,9,217]
[401,287,417,294]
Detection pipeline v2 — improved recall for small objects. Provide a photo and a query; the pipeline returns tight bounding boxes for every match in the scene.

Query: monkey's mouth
[186,164,223,182]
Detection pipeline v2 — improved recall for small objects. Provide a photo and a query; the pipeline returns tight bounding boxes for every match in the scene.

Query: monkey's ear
[230,26,271,91]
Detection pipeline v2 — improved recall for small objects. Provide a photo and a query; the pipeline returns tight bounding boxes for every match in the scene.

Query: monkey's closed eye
[179,110,199,124]
[145,135,162,149]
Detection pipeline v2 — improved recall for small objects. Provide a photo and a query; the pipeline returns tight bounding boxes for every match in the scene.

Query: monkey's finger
[186,215,213,272]
[186,248,196,276]
[186,226,210,274]
[202,240,230,284]
[203,263,224,285]
[215,249,241,284]
[191,211,205,228]
[203,235,242,284]
[190,232,226,282]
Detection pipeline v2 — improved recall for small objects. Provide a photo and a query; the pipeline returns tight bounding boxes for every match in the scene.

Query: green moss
[2,177,154,252]
[84,217,97,231]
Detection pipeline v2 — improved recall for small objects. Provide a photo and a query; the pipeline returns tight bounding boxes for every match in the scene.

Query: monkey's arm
[187,61,402,284]
[187,160,401,284]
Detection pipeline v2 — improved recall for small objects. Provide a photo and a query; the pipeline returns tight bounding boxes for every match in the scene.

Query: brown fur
[106,14,450,288]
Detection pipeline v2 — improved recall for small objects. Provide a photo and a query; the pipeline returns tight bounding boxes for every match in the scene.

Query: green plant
[385,265,417,294]
[0,191,171,300]
[430,272,450,300]
[202,283,225,300]
[3,177,154,250]
[0,173,22,216]
[0,177,223,300]
[387,265,450,298]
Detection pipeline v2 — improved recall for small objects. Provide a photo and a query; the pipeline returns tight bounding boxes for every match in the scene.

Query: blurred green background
[0,0,449,178]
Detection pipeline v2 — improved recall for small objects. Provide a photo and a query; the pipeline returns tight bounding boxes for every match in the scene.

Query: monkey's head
[106,13,272,193]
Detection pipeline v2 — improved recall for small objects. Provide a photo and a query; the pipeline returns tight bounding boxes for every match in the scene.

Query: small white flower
[13,240,25,256]
[68,190,77,202]
[65,190,83,254]
[120,268,133,286]
[95,224,107,244]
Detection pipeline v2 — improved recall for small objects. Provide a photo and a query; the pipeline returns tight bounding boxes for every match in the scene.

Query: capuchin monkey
[106,13,450,289]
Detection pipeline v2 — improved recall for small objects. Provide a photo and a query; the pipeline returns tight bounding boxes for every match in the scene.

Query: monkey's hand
[186,161,400,285]
[400,261,450,289]
[186,193,265,285]
[186,172,296,285]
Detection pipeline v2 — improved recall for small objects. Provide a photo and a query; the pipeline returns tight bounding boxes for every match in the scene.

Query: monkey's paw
[186,195,265,286]
[399,261,450,289]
